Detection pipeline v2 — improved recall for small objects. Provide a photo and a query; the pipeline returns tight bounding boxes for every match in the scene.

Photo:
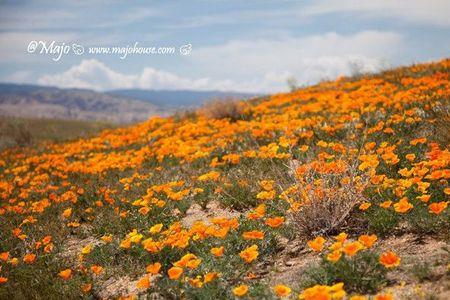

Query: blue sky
[0,0,449,93]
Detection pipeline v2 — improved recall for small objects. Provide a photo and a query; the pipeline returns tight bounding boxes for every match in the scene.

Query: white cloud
[303,0,450,27]
[37,59,236,91]
[38,59,136,90]
[37,31,402,93]
[187,30,401,91]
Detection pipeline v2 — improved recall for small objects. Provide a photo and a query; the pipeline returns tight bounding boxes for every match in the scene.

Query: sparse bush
[172,109,198,122]
[428,98,450,148]
[286,76,299,92]
[0,118,32,147]
[200,98,246,121]
[291,160,368,237]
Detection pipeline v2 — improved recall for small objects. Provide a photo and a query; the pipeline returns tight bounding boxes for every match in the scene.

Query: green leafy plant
[302,250,388,294]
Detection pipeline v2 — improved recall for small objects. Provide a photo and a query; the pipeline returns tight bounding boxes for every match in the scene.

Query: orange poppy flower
[349,296,367,300]
[429,202,448,214]
[204,272,219,283]
[146,262,161,274]
[233,284,249,297]
[0,252,9,261]
[265,216,285,228]
[186,258,202,269]
[379,251,400,268]
[343,241,364,257]
[299,145,309,152]
[149,223,163,234]
[300,283,346,300]
[139,206,150,215]
[417,194,431,202]
[90,265,103,275]
[358,234,377,248]
[239,245,259,263]
[374,294,393,300]
[81,283,92,293]
[188,276,203,288]
[62,208,72,218]
[120,238,131,249]
[58,269,72,280]
[394,198,413,213]
[210,246,224,257]
[242,230,264,240]
[255,204,266,215]
[328,241,343,251]
[259,180,274,191]
[334,232,348,243]
[359,202,372,211]
[307,236,326,252]
[81,245,92,255]
[9,257,18,266]
[256,190,276,200]
[168,266,183,280]
[198,171,220,181]
[101,235,113,243]
[23,253,36,264]
[405,154,416,161]
[136,275,151,289]
[273,284,291,297]
[379,200,392,208]
[327,250,342,263]
[173,253,198,268]
[42,235,52,245]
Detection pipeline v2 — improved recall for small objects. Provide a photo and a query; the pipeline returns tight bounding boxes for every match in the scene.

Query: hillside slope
[0,59,449,299]
[0,117,114,150]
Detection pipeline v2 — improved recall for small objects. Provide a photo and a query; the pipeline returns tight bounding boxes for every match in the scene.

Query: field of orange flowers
[0,59,449,299]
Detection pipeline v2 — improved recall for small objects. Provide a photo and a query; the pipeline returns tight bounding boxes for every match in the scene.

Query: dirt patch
[378,234,448,259]
[95,274,162,299]
[56,234,106,272]
[264,238,319,286]
[59,236,102,262]
[96,275,140,299]
[265,233,450,297]
[378,234,449,281]
[181,200,240,227]
[378,277,450,299]
[378,234,450,299]
[269,251,319,286]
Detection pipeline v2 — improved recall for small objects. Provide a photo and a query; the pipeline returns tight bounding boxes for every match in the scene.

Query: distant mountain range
[0,83,256,123]
[108,89,254,108]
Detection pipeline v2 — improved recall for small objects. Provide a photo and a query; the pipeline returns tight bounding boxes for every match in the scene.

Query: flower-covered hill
[0,59,449,299]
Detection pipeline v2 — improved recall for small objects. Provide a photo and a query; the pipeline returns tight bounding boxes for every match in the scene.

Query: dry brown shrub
[429,98,450,148]
[172,109,198,122]
[0,117,32,148]
[289,159,369,237]
[200,98,246,121]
